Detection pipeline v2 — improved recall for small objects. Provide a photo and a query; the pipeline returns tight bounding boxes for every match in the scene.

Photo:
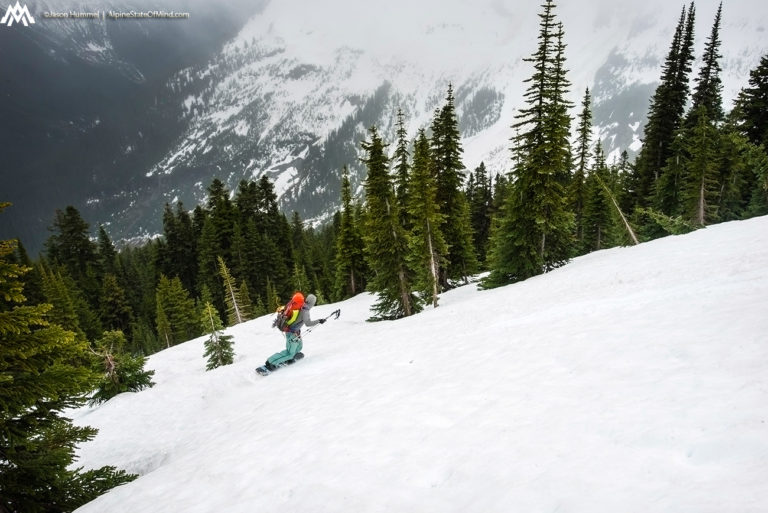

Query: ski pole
[305,309,340,333]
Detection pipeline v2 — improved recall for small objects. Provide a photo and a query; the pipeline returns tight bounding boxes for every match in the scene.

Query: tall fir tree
[679,107,721,226]
[484,0,574,287]
[632,4,696,208]
[361,126,420,319]
[0,214,136,512]
[155,274,199,346]
[582,142,614,252]
[393,108,412,230]
[570,88,593,252]
[465,162,493,264]
[430,85,478,286]
[688,2,724,124]
[334,166,367,299]
[406,129,448,307]
[732,54,768,148]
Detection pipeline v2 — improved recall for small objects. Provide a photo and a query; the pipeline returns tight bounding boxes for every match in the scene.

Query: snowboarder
[263,293,324,371]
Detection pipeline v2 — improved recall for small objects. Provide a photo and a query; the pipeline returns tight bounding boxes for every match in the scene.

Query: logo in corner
[1,2,35,26]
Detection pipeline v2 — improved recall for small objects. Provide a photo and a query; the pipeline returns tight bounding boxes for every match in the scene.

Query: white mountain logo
[1,2,35,26]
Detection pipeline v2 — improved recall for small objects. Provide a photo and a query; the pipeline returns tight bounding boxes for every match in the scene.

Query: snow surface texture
[72,217,768,512]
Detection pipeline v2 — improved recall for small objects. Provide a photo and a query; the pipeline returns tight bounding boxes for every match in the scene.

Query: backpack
[273,292,305,332]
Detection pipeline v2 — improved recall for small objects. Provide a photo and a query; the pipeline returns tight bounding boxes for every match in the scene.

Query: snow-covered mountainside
[145,0,766,225]
[71,216,768,512]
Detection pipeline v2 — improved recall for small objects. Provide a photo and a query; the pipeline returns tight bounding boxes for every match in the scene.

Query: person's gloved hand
[319,318,326,324]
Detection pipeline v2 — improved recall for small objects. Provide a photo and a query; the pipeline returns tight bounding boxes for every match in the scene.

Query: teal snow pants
[267,332,303,365]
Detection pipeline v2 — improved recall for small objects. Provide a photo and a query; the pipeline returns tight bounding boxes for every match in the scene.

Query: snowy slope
[72,217,768,512]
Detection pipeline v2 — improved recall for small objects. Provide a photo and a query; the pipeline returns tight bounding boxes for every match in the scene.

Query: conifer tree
[465,162,493,264]
[393,109,412,229]
[361,126,420,319]
[99,273,134,333]
[632,4,696,207]
[406,129,448,307]
[430,85,478,286]
[732,54,768,148]
[570,88,593,252]
[334,166,367,299]
[155,274,199,346]
[155,297,172,349]
[265,278,281,313]
[238,280,255,321]
[89,330,155,405]
[582,142,614,252]
[484,0,574,287]
[688,2,724,124]
[218,256,248,325]
[97,225,118,277]
[680,107,721,226]
[0,214,136,512]
[201,301,235,371]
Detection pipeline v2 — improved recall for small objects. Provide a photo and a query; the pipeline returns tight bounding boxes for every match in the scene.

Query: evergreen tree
[265,278,281,313]
[688,2,724,124]
[361,126,420,319]
[406,129,448,307]
[393,109,412,229]
[89,331,155,406]
[97,225,117,277]
[430,85,478,286]
[632,4,696,207]
[0,216,136,512]
[200,301,235,371]
[582,142,614,252]
[732,54,768,148]
[570,88,593,252]
[484,1,574,287]
[99,273,134,333]
[334,166,367,299]
[465,162,493,264]
[238,280,255,321]
[680,107,721,226]
[155,275,199,346]
[218,256,248,325]
[159,202,197,295]
[45,206,99,306]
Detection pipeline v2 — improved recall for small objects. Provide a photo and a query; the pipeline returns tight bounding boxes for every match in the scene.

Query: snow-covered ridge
[147,0,767,221]
[72,216,768,512]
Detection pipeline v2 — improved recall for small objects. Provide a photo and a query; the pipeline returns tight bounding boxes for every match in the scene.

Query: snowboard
[256,352,304,376]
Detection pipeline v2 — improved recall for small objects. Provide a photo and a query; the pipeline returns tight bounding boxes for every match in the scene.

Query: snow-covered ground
[72,216,768,512]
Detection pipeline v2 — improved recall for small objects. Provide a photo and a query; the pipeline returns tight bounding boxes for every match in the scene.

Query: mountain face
[0,0,265,251]
[1,0,765,251]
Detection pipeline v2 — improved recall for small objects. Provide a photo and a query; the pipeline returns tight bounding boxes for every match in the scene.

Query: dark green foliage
[632,4,696,207]
[334,166,367,300]
[570,88,593,252]
[0,212,136,512]
[582,143,615,252]
[465,162,493,264]
[688,3,724,124]
[733,54,768,148]
[201,301,235,371]
[679,107,721,226]
[361,126,420,319]
[484,1,573,288]
[406,129,448,307]
[155,275,199,347]
[99,273,134,334]
[431,85,479,286]
[90,331,155,406]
